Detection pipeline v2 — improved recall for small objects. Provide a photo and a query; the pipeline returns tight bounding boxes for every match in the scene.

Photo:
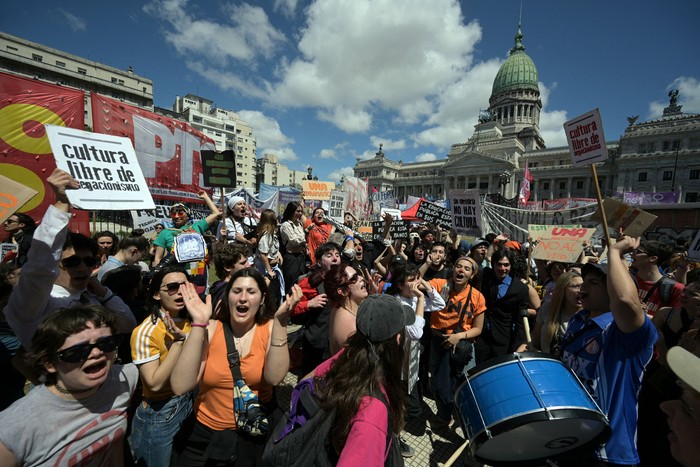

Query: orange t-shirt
[305,219,332,265]
[429,280,486,334]
[195,320,273,430]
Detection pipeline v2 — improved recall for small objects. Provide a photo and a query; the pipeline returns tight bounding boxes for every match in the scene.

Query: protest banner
[449,189,481,236]
[91,94,213,202]
[45,125,155,211]
[528,224,582,241]
[1,72,89,233]
[371,190,396,213]
[131,203,211,239]
[416,199,452,228]
[1,243,18,263]
[591,198,657,238]
[344,176,370,218]
[301,180,335,200]
[688,230,700,262]
[564,108,608,167]
[371,219,409,241]
[201,150,236,187]
[329,190,348,221]
[530,225,595,263]
[0,174,38,225]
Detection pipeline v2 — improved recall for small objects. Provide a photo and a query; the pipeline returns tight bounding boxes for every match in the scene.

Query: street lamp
[499,172,511,197]
[305,166,313,180]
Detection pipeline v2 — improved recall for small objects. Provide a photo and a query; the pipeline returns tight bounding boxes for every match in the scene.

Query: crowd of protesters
[1,167,699,466]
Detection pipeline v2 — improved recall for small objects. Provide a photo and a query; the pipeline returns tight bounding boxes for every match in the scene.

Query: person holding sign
[558,232,656,466]
[3,169,136,358]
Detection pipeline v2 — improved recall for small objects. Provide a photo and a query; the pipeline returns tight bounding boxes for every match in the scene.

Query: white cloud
[318,148,337,159]
[369,136,406,151]
[648,76,700,119]
[59,9,86,32]
[144,0,285,69]
[238,110,297,161]
[537,82,568,147]
[327,166,356,182]
[273,0,299,18]
[269,0,483,132]
[416,152,438,162]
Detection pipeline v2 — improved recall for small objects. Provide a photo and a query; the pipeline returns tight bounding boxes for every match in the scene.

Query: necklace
[54,382,97,395]
[340,305,357,316]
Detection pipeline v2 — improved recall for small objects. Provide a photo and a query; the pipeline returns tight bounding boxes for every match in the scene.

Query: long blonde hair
[544,271,581,348]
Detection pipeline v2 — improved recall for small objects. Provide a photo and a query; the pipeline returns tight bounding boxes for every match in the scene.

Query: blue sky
[3,0,699,183]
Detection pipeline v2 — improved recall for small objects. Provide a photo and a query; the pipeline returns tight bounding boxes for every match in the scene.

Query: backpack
[262,378,402,467]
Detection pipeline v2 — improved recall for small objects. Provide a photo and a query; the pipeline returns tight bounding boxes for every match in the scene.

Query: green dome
[491,26,539,95]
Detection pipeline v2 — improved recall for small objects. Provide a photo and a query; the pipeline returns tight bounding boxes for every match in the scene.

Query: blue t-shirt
[561,310,656,465]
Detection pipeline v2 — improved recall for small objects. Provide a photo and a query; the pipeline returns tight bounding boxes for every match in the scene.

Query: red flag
[371,186,378,193]
[518,162,534,205]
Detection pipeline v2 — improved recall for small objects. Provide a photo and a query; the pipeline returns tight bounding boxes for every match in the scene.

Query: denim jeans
[129,391,194,467]
[429,338,475,421]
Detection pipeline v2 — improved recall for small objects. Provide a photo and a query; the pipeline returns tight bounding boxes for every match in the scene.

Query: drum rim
[467,352,563,379]
[468,407,611,464]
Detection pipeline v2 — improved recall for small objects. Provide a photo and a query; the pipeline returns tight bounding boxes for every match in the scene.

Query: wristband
[345,236,354,242]
[191,322,209,328]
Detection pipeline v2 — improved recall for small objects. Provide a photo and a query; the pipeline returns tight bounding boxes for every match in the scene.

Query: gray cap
[356,295,416,343]
[471,238,490,250]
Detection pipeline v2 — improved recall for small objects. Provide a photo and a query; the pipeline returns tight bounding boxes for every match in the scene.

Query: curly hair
[315,330,406,454]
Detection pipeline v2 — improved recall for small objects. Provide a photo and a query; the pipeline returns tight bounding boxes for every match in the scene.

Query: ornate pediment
[441,150,516,172]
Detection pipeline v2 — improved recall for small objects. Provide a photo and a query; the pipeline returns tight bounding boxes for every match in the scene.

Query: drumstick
[443,439,470,467]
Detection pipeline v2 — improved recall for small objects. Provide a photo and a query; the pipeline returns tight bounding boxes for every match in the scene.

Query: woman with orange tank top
[170,268,302,466]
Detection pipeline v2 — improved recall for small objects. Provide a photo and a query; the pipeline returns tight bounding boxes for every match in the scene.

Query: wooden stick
[590,164,613,248]
[443,439,470,467]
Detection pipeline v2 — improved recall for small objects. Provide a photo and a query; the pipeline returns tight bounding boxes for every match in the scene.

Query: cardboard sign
[329,190,347,221]
[201,150,236,187]
[531,226,595,263]
[301,180,335,200]
[371,219,409,241]
[0,175,39,225]
[688,230,700,262]
[528,224,582,242]
[449,189,481,236]
[380,208,402,220]
[416,200,452,228]
[564,108,608,167]
[591,198,657,237]
[45,125,155,210]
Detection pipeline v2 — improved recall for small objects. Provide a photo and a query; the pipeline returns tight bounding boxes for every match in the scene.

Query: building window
[638,172,648,182]
[648,142,656,152]
[559,160,567,166]
[56,60,66,67]
[467,182,476,189]
[576,181,584,189]
[690,170,700,180]
[77,67,87,75]
[530,162,538,168]
[479,181,489,189]
[32,54,43,62]
[638,143,647,154]
[118,79,124,85]
[559,181,566,189]
[686,193,698,203]
[111,77,118,83]
[663,141,670,151]
[662,170,673,181]
[543,182,550,190]
[6,45,18,52]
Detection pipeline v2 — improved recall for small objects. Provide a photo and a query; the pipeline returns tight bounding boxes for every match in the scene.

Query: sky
[3,0,700,183]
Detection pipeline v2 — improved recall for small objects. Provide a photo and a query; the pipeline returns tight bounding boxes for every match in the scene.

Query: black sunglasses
[347,273,361,285]
[161,281,186,295]
[56,335,121,363]
[61,255,99,268]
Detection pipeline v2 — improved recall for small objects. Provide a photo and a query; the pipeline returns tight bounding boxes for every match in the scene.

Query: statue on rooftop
[669,89,679,106]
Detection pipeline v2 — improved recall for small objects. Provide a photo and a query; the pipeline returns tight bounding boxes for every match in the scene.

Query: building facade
[256,153,307,191]
[353,24,700,205]
[0,32,154,128]
[174,94,257,189]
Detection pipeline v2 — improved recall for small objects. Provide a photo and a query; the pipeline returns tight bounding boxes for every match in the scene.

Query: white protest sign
[564,108,608,167]
[371,190,396,213]
[449,189,481,236]
[45,125,155,210]
[329,190,348,222]
[688,230,700,262]
[380,208,402,220]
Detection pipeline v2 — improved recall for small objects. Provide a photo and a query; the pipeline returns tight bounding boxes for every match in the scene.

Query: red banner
[91,94,215,201]
[0,72,89,234]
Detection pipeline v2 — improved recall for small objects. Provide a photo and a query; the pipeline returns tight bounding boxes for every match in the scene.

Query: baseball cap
[390,254,407,266]
[667,346,700,393]
[504,240,522,251]
[582,262,609,277]
[356,295,416,343]
[471,238,490,250]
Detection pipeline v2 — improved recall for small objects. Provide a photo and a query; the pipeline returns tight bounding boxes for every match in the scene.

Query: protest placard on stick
[449,189,481,236]
[416,200,452,228]
[0,174,38,225]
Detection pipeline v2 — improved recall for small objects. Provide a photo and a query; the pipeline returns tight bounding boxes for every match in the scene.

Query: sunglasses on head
[56,335,121,363]
[161,281,187,295]
[347,272,361,285]
[61,255,99,268]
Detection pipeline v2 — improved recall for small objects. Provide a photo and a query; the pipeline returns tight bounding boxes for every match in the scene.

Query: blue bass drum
[454,352,610,466]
